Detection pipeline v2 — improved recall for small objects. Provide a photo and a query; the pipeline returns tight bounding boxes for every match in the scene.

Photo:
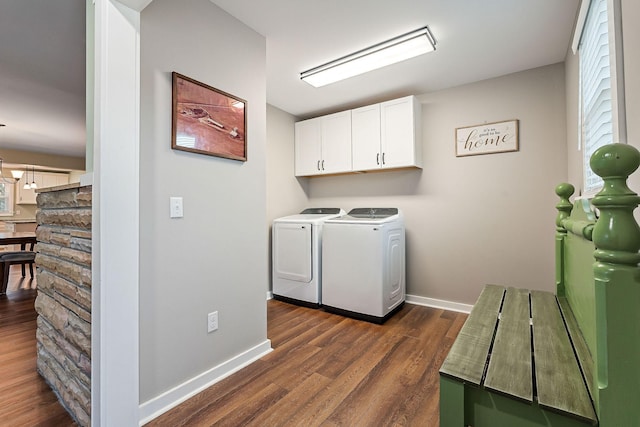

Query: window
[0,183,14,216]
[575,0,626,196]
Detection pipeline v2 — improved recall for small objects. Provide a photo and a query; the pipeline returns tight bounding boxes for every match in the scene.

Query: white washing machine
[322,208,405,323]
[272,208,345,307]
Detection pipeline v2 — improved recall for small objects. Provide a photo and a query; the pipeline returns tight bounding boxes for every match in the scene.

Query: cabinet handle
[321,160,325,170]
[317,160,321,171]
[382,153,386,165]
[376,153,380,165]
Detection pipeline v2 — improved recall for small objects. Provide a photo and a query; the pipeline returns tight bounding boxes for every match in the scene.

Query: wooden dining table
[0,232,37,292]
[0,232,37,250]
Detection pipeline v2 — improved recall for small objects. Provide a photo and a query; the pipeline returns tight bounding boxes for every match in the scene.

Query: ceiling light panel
[301,26,436,88]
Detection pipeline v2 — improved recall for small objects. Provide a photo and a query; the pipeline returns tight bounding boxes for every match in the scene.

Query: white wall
[272,64,568,305]
[265,104,309,287]
[266,104,309,221]
[139,0,269,410]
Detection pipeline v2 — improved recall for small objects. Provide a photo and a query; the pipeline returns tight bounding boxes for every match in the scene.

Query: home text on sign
[455,120,518,157]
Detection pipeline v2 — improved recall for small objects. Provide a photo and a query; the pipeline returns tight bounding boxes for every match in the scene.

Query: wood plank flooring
[0,266,76,427]
[1,264,467,427]
[149,300,467,427]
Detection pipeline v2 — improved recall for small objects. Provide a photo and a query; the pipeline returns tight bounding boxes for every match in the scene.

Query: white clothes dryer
[322,208,405,323]
[272,208,345,307]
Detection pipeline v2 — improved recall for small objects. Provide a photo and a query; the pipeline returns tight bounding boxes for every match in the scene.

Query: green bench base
[439,285,597,426]
[440,376,594,427]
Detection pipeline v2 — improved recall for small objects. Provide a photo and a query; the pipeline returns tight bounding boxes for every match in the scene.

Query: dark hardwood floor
[149,300,467,427]
[1,265,467,427]
[0,265,76,427]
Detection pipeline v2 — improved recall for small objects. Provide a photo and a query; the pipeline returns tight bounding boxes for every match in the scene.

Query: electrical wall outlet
[207,311,218,333]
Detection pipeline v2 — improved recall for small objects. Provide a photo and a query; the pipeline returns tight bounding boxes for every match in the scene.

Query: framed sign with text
[455,119,519,157]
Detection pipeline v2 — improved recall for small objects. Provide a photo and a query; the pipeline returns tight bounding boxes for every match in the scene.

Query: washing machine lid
[326,208,402,224]
[274,208,345,225]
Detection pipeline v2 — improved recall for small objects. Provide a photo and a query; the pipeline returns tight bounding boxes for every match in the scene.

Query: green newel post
[590,144,640,263]
[555,183,575,230]
[589,143,640,426]
[555,183,574,296]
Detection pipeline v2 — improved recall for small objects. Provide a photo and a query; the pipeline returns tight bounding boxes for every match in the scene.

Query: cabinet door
[321,111,352,174]
[57,174,70,186]
[41,172,69,189]
[41,172,58,189]
[380,96,422,169]
[351,104,381,171]
[295,118,322,176]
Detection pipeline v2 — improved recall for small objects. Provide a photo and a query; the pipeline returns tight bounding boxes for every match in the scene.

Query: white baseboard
[405,294,473,314]
[138,340,273,425]
[267,290,471,314]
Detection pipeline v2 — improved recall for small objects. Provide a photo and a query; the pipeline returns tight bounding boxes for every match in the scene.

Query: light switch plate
[208,311,218,332]
[170,197,183,218]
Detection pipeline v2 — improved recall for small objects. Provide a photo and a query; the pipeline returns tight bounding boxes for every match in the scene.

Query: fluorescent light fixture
[301,26,436,88]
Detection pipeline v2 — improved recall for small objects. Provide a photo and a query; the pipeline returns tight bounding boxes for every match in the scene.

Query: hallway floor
[0,266,76,426]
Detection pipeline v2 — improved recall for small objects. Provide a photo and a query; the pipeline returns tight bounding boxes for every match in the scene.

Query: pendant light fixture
[0,157,24,184]
[23,166,31,190]
[30,166,37,189]
[22,165,31,190]
[300,26,436,88]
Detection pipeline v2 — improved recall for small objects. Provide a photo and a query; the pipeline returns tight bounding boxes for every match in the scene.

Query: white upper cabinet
[296,95,421,176]
[295,111,352,176]
[294,117,322,176]
[352,95,422,171]
[380,96,422,169]
[351,104,382,171]
[320,111,352,174]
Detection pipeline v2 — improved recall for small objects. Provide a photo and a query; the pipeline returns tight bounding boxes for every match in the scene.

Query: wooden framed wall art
[455,119,519,157]
[172,72,247,161]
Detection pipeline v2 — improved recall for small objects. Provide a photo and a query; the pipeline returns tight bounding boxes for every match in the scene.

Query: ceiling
[0,0,580,158]
[210,0,580,118]
[0,0,86,158]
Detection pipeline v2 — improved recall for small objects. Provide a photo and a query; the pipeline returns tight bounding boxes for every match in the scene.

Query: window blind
[579,0,613,195]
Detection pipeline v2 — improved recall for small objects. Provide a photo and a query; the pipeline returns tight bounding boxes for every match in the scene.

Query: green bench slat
[439,284,505,385]
[557,297,595,403]
[531,291,597,424]
[484,287,533,402]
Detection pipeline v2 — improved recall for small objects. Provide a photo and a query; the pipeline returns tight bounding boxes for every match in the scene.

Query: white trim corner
[571,0,591,54]
[405,294,473,314]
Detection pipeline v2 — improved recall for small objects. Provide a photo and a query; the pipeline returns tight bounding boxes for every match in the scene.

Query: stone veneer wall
[34,184,92,426]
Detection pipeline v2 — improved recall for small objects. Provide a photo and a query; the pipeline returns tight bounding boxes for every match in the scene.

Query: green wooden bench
[439,143,640,427]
